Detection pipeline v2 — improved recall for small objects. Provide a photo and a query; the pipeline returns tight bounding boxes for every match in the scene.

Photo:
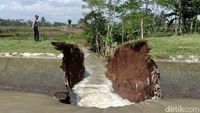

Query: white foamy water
[72,51,132,108]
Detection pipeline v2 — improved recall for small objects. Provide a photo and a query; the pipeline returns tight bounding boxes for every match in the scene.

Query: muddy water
[73,52,131,108]
[1,91,200,113]
[1,52,200,112]
[157,61,200,98]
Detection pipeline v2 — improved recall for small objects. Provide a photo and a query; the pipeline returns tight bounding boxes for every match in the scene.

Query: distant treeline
[80,0,200,56]
[0,17,72,27]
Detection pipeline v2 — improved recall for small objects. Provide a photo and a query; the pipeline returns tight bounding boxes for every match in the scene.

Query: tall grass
[0,26,83,40]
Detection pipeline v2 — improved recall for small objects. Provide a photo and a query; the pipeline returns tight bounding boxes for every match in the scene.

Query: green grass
[0,26,86,54]
[147,34,200,57]
[0,39,60,53]
[1,33,200,57]
[0,35,86,53]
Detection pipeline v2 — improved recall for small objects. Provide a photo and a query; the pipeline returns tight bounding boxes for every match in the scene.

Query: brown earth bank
[106,40,161,102]
[52,42,85,103]
[51,41,161,103]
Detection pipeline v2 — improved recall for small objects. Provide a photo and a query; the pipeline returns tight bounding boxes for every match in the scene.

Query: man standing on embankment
[32,15,39,41]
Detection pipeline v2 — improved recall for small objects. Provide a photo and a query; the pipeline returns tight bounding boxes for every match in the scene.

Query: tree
[117,0,144,40]
[155,0,200,34]
[53,22,67,26]
[83,11,107,54]
[81,0,200,56]
[40,17,47,27]
[68,19,72,25]
[152,11,168,32]
[105,0,121,38]
[39,17,52,27]
[82,0,107,54]
[0,18,28,26]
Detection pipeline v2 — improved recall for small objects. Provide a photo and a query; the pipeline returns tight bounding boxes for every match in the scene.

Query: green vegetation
[1,33,200,57]
[147,35,200,57]
[0,39,58,53]
[1,0,200,58]
[81,0,200,57]
[0,26,86,54]
[0,37,86,54]
[0,17,68,27]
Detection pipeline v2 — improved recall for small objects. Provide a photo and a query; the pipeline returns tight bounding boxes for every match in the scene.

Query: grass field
[0,37,86,53]
[0,39,60,53]
[1,27,200,57]
[0,26,86,54]
[147,34,200,57]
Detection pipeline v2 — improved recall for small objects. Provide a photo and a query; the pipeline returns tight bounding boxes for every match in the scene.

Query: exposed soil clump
[106,40,161,102]
[52,42,85,104]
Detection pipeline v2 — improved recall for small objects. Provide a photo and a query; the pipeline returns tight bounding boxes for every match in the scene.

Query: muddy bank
[106,41,161,102]
[51,42,85,103]
[52,42,85,89]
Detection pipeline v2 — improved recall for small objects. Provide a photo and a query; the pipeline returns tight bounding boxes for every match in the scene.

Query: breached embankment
[1,41,200,110]
[52,40,161,106]
[106,40,161,102]
[51,41,132,107]
[1,54,200,101]
[1,53,200,110]
[51,42,85,104]
[51,40,161,105]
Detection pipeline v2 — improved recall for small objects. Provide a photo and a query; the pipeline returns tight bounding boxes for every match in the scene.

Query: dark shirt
[34,20,39,27]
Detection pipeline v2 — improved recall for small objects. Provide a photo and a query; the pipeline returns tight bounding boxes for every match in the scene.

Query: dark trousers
[34,26,39,41]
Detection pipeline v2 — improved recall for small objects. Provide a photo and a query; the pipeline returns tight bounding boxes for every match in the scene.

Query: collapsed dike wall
[52,40,161,103]
[106,40,161,102]
[52,42,85,103]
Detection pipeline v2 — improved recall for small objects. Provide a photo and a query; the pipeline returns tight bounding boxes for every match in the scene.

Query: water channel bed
[0,53,200,111]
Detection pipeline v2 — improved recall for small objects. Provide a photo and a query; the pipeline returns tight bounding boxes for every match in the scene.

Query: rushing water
[72,51,132,108]
[1,51,200,112]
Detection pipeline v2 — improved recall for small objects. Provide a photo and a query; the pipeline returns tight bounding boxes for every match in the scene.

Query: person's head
[35,15,39,20]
